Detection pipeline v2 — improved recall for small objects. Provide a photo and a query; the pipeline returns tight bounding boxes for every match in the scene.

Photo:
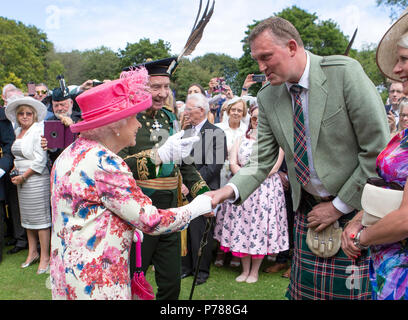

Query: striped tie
[290,84,310,186]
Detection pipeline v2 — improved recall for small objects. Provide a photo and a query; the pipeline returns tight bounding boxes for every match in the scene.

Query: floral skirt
[214,173,289,257]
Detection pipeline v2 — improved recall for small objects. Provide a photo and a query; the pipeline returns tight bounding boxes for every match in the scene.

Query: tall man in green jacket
[207,17,390,300]
[119,57,210,300]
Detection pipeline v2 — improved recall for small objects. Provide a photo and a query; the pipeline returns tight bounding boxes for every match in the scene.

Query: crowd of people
[1,11,408,301]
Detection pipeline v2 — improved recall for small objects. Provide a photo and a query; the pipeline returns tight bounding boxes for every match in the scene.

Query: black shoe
[195,275,208,285]
[7,246,27,255]
[195,278,207,286]
[6,239,16,246]
[181,272,192,279]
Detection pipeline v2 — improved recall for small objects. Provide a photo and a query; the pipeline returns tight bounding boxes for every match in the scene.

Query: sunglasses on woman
[17,111,33,117]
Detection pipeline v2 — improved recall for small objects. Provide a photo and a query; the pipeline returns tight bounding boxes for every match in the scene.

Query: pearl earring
[116,132,120,137]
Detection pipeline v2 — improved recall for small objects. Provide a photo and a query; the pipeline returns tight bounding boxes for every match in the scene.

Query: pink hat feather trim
[70,67,152,133]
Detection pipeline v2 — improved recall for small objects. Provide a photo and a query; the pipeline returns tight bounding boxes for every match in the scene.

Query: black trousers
[181,216,214,280]
[4,179,27,248]
[276,189,295,264]
[0,201,5,262]
[129,189,181,300]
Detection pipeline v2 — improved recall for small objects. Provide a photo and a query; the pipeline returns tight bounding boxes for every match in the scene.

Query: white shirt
[215,121,247,152]
[192,118,208,136]
[228,51,353,214]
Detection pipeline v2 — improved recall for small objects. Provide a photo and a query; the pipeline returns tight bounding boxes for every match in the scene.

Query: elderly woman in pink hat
[50,67,211,300]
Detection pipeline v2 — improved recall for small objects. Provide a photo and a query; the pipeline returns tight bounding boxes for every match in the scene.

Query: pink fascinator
[70,67,152,133]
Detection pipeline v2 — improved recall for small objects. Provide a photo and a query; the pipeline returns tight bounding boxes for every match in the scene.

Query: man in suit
[43,88,81,166]
[0,106,15,262]
[181,93,227,285]
[1,85,28,255]
[207,16,389,300]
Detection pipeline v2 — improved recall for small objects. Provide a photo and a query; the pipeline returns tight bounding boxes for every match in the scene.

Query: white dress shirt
[191,118,208,136]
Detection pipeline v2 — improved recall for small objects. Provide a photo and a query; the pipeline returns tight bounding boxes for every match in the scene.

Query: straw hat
[376,8,408,81]
[5,96,47,124]
[70,67,152,133]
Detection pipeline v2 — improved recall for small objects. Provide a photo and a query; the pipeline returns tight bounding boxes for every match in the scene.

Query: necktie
[290,84,310,186]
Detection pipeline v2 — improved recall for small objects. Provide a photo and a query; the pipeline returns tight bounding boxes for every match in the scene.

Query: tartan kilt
[286,194,372,300]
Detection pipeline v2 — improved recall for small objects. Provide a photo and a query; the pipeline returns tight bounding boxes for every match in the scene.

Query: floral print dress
[214,137,289,258]
[370,128,408,300]
[50,137,191,300]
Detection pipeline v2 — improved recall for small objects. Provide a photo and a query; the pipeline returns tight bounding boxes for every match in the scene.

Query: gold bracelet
[21,175,26,182]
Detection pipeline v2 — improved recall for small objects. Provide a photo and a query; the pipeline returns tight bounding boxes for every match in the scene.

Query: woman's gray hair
[2,83,17,96]
[186,93,210,114]
[80,117,129,141]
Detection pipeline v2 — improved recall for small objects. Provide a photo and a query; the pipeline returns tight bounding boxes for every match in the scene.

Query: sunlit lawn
[0,241,289,300]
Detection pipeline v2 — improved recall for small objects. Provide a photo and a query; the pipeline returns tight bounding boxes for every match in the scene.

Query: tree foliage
[0,7,390,105]
[81,46,121,82]
[119,38,172,70]
[376,0,408,20]
[237,6,353,96]
[170,53,240,101]
[0,17,50,90]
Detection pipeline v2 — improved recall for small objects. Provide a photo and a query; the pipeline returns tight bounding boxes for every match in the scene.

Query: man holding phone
[42,88,81,165]
[241,73,267,97]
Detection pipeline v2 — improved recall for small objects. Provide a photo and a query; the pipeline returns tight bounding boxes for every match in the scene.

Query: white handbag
[361,182,403,226]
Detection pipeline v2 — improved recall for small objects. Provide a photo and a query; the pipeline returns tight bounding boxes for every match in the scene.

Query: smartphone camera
[252,74,266,82]
[215,77,226,93]
[27,82,36,97]
[92,81,103,87]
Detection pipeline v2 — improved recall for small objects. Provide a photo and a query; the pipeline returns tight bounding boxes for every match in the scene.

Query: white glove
[183,194,213,221]
[157,130,200,164]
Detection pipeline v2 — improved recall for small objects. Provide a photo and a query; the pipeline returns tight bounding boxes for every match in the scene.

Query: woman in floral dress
[214,106,289,283]
[50,68,210,300]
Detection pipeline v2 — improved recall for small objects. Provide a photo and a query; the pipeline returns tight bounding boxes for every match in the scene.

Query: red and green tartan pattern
[285,195,372,300]
[290,85,310,186]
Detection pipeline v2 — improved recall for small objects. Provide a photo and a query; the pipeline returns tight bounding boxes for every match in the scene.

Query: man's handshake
[205,185,235,209]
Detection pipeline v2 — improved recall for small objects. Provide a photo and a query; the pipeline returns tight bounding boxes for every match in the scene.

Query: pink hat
[70,67,152,133]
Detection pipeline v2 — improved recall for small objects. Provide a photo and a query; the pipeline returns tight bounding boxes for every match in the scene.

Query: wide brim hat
[5,96,47,124]
[70,67,152,133]
[376,8,408,81]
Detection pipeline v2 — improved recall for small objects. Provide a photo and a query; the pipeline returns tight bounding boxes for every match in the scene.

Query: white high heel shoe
[21,255,40,269]
[37,262,50,274]
[37,264,50,275]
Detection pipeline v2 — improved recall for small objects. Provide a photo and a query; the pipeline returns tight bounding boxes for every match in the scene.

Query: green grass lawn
[0,242,289,300]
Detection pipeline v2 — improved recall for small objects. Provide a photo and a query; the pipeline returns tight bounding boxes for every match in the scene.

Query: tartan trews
[286,194,372,300]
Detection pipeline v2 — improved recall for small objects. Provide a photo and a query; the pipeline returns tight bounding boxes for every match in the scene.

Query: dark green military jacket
[118,107,209,209]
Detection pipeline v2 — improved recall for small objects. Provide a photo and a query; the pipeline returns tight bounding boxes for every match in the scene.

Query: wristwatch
[353,228,369,250]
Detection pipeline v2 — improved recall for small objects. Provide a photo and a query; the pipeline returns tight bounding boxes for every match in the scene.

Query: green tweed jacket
[230,52,390,211]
